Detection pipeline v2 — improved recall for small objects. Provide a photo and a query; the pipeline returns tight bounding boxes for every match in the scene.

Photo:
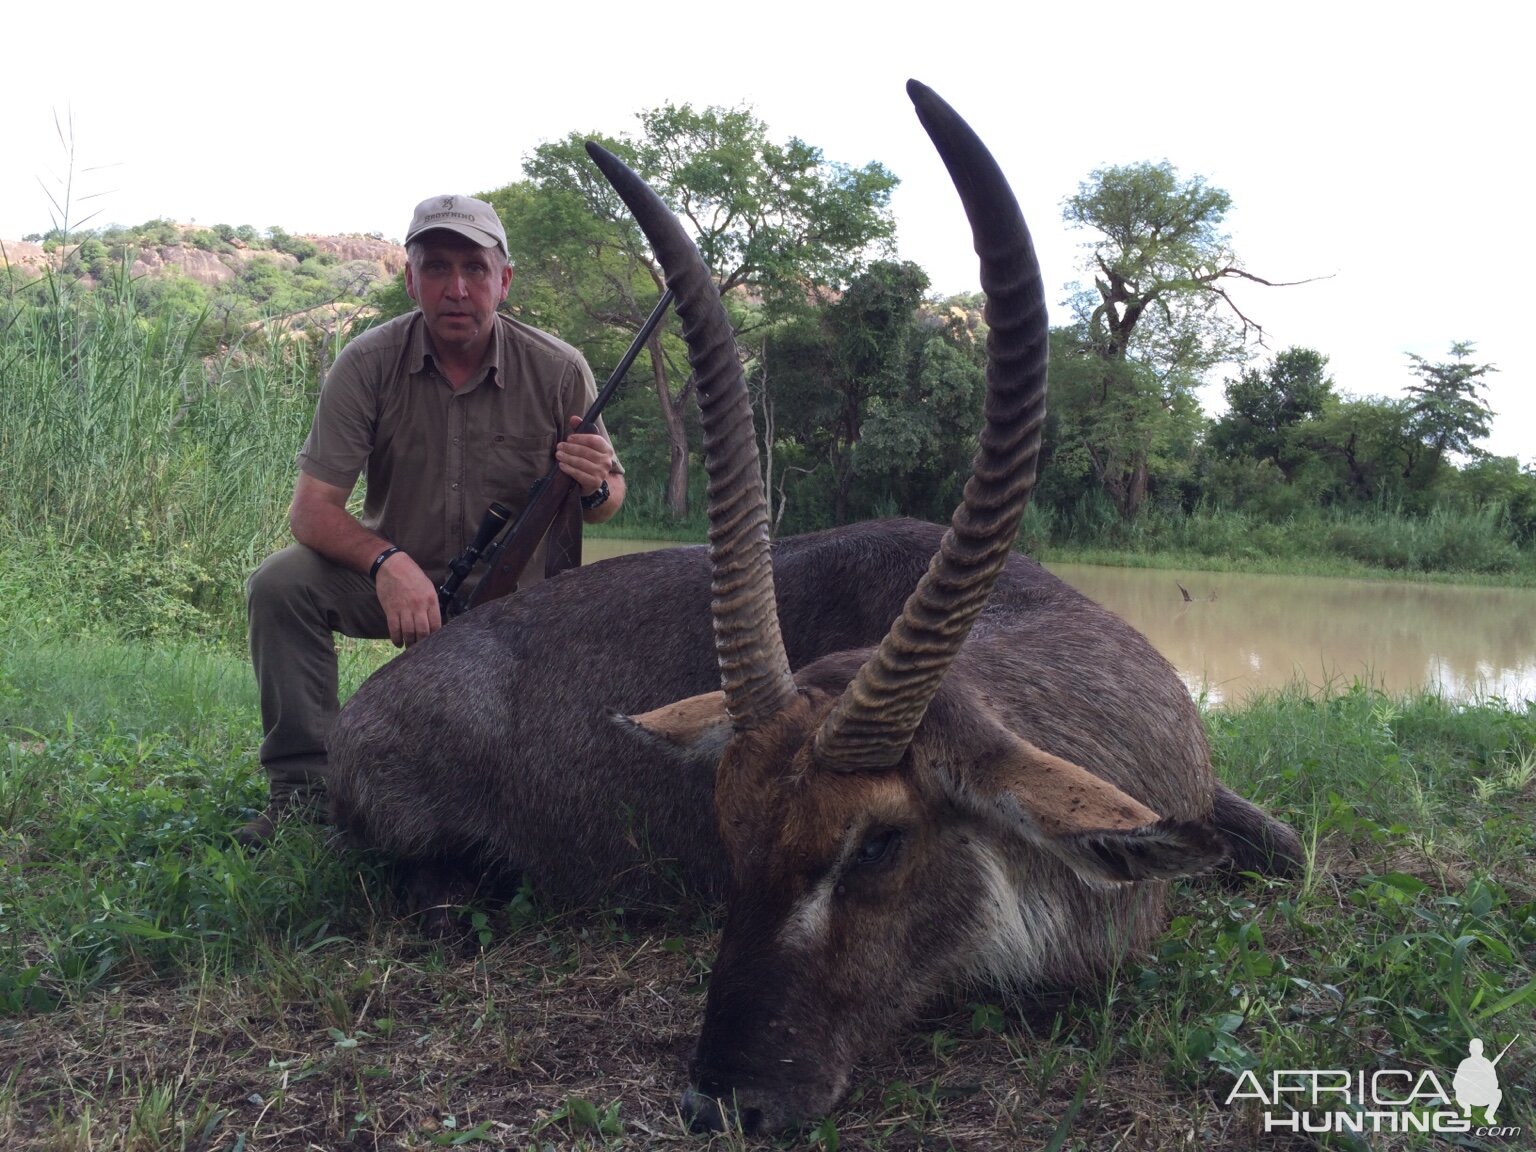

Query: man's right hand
[290,473,444,647]
[373,550,443,647]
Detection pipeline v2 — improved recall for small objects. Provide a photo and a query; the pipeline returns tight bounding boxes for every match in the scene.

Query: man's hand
[373,550,442,647]
[291,472,444,646]
[554,415,616,496]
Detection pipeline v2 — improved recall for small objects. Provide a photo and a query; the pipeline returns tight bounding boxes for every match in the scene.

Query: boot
[235,776,323,849]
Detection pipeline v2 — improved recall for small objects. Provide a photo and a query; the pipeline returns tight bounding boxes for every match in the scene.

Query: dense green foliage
[481,142,1533,571]
[1051,162,1249,518]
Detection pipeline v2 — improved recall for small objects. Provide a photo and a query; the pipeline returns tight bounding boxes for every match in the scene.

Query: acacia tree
[1404,341,1496,466]
[1045,327,1203,517]
[1058,161,1303,516]
[490,104,898,515]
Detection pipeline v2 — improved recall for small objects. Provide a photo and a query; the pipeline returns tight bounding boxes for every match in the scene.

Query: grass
[1035,543,1536,588]
[3,276,1532,658]
[1028,501,1536,587]
[2,625,1531,1150]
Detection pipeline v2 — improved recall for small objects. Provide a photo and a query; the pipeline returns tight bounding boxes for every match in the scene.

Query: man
[241,194,625,846]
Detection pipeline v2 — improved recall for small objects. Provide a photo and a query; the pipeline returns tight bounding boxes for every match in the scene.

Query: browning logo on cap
[405,194,508,257]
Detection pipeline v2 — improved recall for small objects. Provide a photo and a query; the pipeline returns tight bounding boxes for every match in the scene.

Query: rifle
[436,287,675,618]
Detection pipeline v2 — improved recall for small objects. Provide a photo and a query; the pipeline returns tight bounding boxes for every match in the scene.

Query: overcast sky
[5,1,1527,462]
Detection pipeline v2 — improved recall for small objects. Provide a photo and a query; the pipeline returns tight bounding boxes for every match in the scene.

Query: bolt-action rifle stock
[436,288,674,618]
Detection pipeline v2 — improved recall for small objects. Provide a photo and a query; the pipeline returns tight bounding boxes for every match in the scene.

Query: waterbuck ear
[965,737,1229,886]
[612,691,732,768]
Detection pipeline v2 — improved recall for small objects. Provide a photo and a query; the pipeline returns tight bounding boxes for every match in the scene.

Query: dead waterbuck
[325,81,1301,1136]
[585,81,1303,1133]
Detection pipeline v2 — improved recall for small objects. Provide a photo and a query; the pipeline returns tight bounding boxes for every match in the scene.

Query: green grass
[1035,503,1536,587]
[591,498,1536,590]
[4,277,1532,656]
[1,272,317,643]
[1,630,1530,1149]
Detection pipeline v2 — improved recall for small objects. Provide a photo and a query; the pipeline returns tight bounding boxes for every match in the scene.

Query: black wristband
[580,478,610,511]
[369,546,402,582]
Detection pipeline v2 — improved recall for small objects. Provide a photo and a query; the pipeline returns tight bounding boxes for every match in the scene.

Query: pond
[1048,563,1536,707]
[584,536,1536,707]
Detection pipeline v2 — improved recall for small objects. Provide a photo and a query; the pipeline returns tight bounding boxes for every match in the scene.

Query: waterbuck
[327,81,1301,1134]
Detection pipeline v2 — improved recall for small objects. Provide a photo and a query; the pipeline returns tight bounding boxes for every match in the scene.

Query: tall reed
[0,270,319,638]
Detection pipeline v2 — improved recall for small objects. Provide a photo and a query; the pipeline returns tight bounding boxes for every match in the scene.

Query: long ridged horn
[585,142,797,730]
[813,80,1049,771]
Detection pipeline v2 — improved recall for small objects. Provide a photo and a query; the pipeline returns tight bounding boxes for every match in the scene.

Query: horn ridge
[814,85,1049,772]
[584,142,797,729]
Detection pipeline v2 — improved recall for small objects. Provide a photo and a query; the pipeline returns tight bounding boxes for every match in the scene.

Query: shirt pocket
[482,432,555,512]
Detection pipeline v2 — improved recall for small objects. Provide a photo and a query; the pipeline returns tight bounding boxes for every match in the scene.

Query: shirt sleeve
[296,340,378,490]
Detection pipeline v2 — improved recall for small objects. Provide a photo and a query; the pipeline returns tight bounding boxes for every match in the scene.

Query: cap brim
[404,222,506,255]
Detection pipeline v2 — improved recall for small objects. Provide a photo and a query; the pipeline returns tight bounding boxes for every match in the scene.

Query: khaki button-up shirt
[297,310,620,590]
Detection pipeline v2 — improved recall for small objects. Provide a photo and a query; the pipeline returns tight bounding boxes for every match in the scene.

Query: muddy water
[583,537,1536,707]
[1049,565,1536,707]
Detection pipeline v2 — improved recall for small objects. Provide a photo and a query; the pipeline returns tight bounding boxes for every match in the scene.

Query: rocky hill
[0,227,406,288]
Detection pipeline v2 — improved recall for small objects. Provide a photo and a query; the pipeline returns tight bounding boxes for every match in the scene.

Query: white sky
[5,1,1528,463]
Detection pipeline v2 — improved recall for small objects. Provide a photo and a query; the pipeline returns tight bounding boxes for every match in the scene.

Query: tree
[819,260,930,522]
[1404,341,1496,463]
[1059,161,1302,517]
[1452,455,1536,546]
[632,104,898,315]
[856,319,987,522]
[1046,324,1204,518]
[1300,395,1414,504]
[489,103,898,516]
[755,264,989,529]
[1208,347,1335,480]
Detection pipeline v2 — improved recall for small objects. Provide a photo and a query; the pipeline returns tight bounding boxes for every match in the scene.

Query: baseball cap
[404,195,507,257]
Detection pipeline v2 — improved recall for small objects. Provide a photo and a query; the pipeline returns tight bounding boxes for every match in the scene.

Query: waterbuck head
[588,81,1228,1134]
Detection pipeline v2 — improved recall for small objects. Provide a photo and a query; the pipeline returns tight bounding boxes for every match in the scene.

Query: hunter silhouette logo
[1228,1033,1523,1137]
[1455,1036,1515,1124]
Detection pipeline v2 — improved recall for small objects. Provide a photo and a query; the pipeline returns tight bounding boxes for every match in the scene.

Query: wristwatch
[580,478,610,511]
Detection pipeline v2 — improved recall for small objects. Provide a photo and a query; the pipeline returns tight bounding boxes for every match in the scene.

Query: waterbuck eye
[854,828,902,868]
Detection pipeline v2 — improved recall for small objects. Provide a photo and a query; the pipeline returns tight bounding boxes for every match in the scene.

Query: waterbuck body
[329,518,1011,903]
[329,518,1234,907]
[326,80,1302,1135]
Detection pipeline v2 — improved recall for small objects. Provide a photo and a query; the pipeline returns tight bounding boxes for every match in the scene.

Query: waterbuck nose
[679,1087,729,1133]
[680,1087,766,1134]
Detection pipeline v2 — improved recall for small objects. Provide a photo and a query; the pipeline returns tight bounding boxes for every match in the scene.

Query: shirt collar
[407,311,505,390]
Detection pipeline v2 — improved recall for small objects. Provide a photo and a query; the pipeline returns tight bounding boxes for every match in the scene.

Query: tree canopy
[1404,341,1496,462]
[1054,161,1305,517]
[486,103,898,514]
[12,112,1527,564]
[1208,347,1335,481]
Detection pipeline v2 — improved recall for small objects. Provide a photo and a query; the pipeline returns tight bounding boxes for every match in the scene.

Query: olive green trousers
[246,544,391,802]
